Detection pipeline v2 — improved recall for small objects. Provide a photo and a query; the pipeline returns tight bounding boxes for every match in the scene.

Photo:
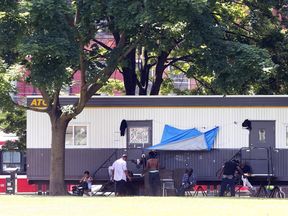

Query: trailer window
[259,129,265,141]
[126,120,152,148]
[2,152,25,172]
[65,125,87,146]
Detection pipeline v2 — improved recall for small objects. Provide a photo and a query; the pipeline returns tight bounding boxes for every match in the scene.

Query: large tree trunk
[113,32,137,95]
[49,114,70,196]
[150,51,169,95]
[122,48,136,95]
[139,47,150,95]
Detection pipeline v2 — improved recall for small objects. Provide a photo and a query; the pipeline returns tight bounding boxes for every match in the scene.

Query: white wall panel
[27,107,288,149]
[27,110,51,148]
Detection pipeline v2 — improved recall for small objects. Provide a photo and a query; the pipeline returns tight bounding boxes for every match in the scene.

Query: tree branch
[74,8,81,25]
[172,64,217,95]
[75,24,149,112]
[224,30,257,41]
[85,30,98,43]
[117,67,123,74]
[117,23,149,62]
[92,38,113,51]
[12,101,48,113]
[66,15,77,30]
[52,89,60,111]
[79,41,86,87]
[136,77,144,91]
[38,87,50,106]
[165,55,193,67]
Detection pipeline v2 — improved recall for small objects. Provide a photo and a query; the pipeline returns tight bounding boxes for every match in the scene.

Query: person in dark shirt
[236,161,255,192]
[176,168,196,196]
[218,159,244,197]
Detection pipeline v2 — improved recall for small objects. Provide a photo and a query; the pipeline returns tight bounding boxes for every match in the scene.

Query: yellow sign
[30,99,47,107]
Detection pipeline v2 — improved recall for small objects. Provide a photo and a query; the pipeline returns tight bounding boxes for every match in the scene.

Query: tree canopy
[0,109,26,152]
[167,0,287,95]
[0,0,227,195]
[0,0,160,195]
[0,0,286,196]
[98,0,285,95]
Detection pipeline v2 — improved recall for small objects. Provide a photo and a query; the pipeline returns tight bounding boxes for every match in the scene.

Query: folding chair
[193,185,207,196]
[184,181,196,196]
[185,186,195,196]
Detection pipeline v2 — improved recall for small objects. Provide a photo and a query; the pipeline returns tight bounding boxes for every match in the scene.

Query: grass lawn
[0,196,287,216]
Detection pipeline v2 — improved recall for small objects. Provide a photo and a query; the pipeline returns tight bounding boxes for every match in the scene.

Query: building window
[60,86,71,96]
[169,66,190,90]
[2,152,26,172]
[65,125,87,146]
[129,127,149,143]
[259,129,265,141]
[126,120,152,149]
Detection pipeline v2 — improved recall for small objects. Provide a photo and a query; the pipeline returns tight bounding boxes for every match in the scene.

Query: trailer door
[248,120,275,175]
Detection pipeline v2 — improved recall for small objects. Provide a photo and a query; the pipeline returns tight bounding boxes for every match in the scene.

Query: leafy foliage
[102,0,284,95]
[0,0,286,196]
[0,109,26,152]
[1,0,195,195]
[97,78,125,95]
[250,1,288,95]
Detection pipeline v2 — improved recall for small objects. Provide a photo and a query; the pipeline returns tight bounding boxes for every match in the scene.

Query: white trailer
[26,96,288,195]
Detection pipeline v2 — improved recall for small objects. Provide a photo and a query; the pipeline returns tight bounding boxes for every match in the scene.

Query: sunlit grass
[0,195,287,216]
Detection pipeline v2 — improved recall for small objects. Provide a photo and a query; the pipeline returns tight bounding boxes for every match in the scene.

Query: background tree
[0,0,167,195]
[172,0,287,95]
[0,109,26,152]
[0,0,285,197]
[100,0,283,95]
[248,1,288,95]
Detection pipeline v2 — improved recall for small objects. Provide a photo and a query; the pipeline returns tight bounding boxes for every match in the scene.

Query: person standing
[218,159,245,197]
[142,151,165,196]
[111,154,132,196]
[177,168,196,196]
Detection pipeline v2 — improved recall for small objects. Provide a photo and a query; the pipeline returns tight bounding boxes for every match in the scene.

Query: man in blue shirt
[177,168,196,196]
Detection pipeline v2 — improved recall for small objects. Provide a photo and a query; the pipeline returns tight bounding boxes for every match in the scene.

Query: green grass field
[0,196,287,216]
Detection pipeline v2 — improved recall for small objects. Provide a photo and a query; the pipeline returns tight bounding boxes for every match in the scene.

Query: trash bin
[5,168,18,195]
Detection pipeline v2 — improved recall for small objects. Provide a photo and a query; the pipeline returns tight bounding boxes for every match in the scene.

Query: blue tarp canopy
[146,125,219,151]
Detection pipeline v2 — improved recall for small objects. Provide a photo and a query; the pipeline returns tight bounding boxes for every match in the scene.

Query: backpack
[79,181,88,190]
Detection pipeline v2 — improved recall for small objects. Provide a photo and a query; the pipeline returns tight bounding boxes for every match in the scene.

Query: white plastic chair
[164,181,177,196]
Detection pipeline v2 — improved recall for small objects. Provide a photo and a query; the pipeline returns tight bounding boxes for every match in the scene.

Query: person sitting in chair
[236,161,256,192]
[177,168,196,196]
[79,171,93,196]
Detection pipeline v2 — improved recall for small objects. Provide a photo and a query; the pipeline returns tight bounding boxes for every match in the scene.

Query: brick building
[16,33,195,98]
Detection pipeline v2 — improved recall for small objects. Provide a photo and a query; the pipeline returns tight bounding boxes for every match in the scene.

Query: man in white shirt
[111,154,132,196]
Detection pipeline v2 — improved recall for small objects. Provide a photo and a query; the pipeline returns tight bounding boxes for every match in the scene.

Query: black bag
[72,186,84,196]
[79,181,88,190]
[242,119,252,131]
